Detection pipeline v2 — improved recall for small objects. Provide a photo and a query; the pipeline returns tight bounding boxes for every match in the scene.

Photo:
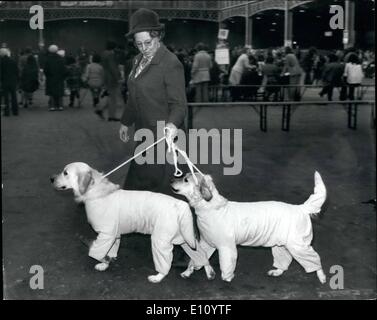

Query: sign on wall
[218,29,229,40]
[60,1,113,7]
[215,48,230,65]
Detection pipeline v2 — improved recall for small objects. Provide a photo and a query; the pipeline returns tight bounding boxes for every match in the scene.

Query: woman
[119,8,187,196]
[20,54,39,108]
[65,55,81,108]
[344,53,364,100]
[228,46,255,101]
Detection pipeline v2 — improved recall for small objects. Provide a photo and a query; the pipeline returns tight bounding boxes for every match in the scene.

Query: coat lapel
[132,44,167,80]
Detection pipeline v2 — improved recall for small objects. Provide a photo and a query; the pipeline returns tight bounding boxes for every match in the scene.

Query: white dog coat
[185,172,326,281]
[85,190,209,275]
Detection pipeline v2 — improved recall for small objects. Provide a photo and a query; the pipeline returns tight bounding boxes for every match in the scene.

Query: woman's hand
[119,124,130,143]
[165,122,178,141]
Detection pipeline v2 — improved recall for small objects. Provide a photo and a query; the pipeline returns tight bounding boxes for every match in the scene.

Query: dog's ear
[78,170,93,195]
[199,176,213,201]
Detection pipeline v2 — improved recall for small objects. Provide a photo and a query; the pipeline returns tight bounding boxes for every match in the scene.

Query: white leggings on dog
[272,245,322,273]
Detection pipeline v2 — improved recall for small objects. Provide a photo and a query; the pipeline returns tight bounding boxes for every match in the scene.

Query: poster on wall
[218,28,229,40]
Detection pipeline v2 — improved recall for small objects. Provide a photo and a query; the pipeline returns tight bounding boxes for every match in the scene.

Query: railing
[205,84,375,103]
[187,100,376,132]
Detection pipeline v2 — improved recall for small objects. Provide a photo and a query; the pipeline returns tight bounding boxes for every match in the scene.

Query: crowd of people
[0,37,375,118]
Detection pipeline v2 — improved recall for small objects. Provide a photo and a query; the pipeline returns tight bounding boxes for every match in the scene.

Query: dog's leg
[286,244,326,284]
[95,262,110,271]
[268,246,292,277]
[149,237,173,283]
[218,245,237,282]
[204,265,216,280]
[180,264,195,279]
[199,239,217,280]
[179,240,216,280]
[147,273,166,283]
[267,269,285,277]
[94,256,115,272]
[316,269,326,284]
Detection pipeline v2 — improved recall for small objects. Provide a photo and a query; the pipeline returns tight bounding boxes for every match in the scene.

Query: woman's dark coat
[120,44,188,196]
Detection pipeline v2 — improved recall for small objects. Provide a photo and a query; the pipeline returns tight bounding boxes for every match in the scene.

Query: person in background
[239,52,260,101]
[81,53,105,118]
[190,42,212,103]
[18,47,33,107]
[0,48,19,116]
[65,55,82,108]
[44,44,67,111]
[102,40,123,121]
[282,46,303,101]
[301,46,317,85]
[208,50,223,101]
[20,54,39,108]
[77,46,89,73]
[312,53,326,85]
[261,55,281,101]
[319,53,344,101]
[343,52,364,100]
[229,46,255,101]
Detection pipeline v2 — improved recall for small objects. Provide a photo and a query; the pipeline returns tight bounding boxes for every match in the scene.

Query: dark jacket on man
[322,62,344,86]
[0,55,19,90]
[102,49,121,89]
[44,52,67,97]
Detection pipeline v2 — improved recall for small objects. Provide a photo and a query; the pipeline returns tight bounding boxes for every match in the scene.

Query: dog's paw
[221,274,234,282]
[94,262,109,271]
[204,265,216,280]
[147,273,165,283]
[267,269,284,277]
[316,269,326,284]
[181,267,194,279]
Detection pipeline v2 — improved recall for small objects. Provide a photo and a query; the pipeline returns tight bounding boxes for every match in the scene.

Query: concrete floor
[2,86,376,300]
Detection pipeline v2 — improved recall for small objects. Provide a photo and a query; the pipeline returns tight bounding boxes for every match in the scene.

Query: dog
[171,172,327,284]
[50,162,215,283]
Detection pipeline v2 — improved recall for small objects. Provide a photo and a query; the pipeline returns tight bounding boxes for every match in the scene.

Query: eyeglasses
[134,39,154,49]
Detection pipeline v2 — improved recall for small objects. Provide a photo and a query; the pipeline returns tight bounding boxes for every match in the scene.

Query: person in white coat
[344,53,364,100]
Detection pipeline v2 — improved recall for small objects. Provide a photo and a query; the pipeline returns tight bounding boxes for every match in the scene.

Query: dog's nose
[50,176,55,183]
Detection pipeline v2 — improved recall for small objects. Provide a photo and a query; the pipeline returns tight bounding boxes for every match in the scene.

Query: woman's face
[134,31,160,59]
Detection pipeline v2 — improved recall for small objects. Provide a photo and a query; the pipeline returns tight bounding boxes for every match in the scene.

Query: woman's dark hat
[126,8,164,37]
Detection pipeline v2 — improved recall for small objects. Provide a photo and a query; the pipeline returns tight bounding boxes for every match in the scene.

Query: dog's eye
[184,177,188,183]
[63,170,68,176]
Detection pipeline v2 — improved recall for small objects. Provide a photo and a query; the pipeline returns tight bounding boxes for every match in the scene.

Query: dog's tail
[178,205,197,250]
[301,171,327,218]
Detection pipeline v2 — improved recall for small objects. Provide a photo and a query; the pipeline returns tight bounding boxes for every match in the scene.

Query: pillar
[38,28,44,49]
[128,0,133,30]
[344,0,355,49]
[284,0,293,47]
[38,1,44,49]
[245,16,253,47]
